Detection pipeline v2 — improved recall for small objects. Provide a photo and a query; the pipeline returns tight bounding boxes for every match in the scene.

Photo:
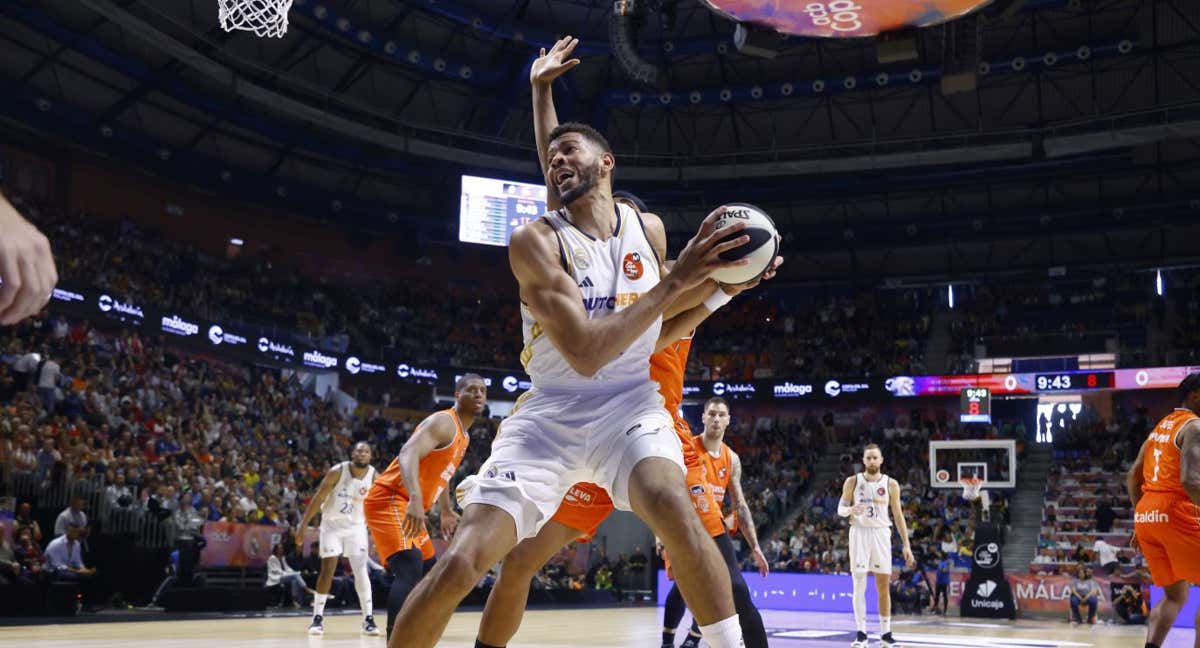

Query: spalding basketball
[711,203,779,285]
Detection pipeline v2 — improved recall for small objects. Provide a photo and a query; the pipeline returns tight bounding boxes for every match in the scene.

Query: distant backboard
[930,439,1016,489]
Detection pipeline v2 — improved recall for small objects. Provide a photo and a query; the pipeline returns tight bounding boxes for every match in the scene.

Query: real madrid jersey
[320,462,376,530]
[850,472,892,528]
[519,202,662,390]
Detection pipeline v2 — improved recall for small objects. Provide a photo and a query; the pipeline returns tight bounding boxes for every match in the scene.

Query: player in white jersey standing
[295,441,380,636]
[388,73,754,648]
[838,443,915,648]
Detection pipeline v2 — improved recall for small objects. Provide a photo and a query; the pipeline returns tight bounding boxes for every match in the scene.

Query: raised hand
[531,36,581,87]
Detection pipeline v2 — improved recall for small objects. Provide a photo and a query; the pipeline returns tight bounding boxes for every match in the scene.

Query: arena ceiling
[0,0,1198,279]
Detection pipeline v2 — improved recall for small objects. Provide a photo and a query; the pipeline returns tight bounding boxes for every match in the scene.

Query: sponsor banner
[199,521,317,567]
[160,314,200,337]
[1117,366,1200,390]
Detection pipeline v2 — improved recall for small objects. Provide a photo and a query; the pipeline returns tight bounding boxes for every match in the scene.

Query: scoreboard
[458,174,547,247]
[1033,371,1116,392]
[960,387,992,423]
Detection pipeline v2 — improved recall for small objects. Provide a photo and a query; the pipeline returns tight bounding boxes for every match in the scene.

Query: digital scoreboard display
[1034,371,1115,392]
[458,175,547,247]
[960,387,992,423]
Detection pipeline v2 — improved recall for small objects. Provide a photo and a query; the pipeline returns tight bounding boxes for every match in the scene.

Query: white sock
[880,616,891,635]
[852,572,868,633]
[349,555,373,619]
[698,615,743,648]
[313,593,328,617]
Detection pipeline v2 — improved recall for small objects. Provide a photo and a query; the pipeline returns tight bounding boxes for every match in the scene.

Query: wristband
[837,503,853,518]
[703,287,733,312]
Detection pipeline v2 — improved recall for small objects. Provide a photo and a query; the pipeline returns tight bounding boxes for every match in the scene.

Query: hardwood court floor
[0,608,1185,647]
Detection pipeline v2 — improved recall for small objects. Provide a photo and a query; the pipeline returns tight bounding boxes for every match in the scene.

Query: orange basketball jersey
[371,408,467,510]
[696,437,734,505]
[1142,409,1200,499]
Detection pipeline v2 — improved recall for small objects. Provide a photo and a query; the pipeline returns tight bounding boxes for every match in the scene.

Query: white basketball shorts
[319,524,368,560]
[849,525,893,574]
[458,379,684,541]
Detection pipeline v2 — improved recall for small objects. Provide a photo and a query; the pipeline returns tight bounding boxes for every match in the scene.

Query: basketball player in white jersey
[839,443,915,648]
[295,441,380,636]
[388,63,754,648]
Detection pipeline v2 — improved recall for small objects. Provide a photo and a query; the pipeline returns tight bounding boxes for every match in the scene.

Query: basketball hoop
[218,0,293,38]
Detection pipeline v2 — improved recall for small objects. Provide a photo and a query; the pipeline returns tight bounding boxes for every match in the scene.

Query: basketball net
[961,477,991,521]
[218,0,293,38]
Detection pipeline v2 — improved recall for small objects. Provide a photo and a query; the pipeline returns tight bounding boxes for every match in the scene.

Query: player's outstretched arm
[509,208,748,377]
[531,36,580,212]
[889,478,915,568]
[397,412,457,536]
[1125,437,1150,506]
[729,451,769,577]
[1178,421,1200,505]
[656,255,784,352]
[294,468,340,548]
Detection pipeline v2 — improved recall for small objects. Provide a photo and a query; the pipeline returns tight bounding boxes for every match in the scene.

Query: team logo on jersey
[622,252,644,280]
[572,248,590,270]
[1135,509,1170,524]
[877,487,886,497]
[718,467,728,480]
[359,487,368,496]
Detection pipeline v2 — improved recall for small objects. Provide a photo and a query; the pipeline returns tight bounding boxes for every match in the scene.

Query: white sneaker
[308,615,324,636]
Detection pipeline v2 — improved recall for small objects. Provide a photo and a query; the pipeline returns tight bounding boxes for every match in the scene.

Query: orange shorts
[363,492,436,562]
[1135,493,1200,586]
[550,482,614,541]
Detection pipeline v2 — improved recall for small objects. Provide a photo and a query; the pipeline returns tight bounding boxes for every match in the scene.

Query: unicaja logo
[977,580,997,598]
[804,1,863,33]
[1135,510,1170,524]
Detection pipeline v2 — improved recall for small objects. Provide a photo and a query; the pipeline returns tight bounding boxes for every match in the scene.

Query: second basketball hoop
[218,0,294,38]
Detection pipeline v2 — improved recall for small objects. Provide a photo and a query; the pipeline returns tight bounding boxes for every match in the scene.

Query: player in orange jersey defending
[363,373,487,640]
[1127,373,1200,648]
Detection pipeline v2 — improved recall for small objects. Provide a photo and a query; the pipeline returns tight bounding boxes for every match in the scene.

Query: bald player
[363,374,487,639]
[1128,373,1200,648]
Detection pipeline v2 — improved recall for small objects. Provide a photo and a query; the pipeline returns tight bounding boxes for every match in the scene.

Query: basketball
[710,203,779,285]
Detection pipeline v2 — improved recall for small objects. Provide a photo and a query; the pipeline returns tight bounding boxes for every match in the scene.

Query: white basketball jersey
[320,462,376,530]
[519,203,662,389]
[850,472,892,528]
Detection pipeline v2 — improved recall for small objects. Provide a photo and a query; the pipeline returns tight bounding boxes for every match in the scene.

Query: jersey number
[339,502,353,515]
[1152,447,1163,482]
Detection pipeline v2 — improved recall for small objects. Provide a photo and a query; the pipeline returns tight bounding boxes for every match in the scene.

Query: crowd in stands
[0,311,822,609]
[1035,407,1151,580]
[24,201,941,380]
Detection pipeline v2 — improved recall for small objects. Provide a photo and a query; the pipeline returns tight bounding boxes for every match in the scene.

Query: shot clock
[960,387,992,423]
[1034,371,1115,392]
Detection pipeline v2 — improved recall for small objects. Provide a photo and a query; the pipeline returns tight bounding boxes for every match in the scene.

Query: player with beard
[839,444,915,648]
[388,31,757,648]
[363,374,487,640]
[296,442,379,635]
